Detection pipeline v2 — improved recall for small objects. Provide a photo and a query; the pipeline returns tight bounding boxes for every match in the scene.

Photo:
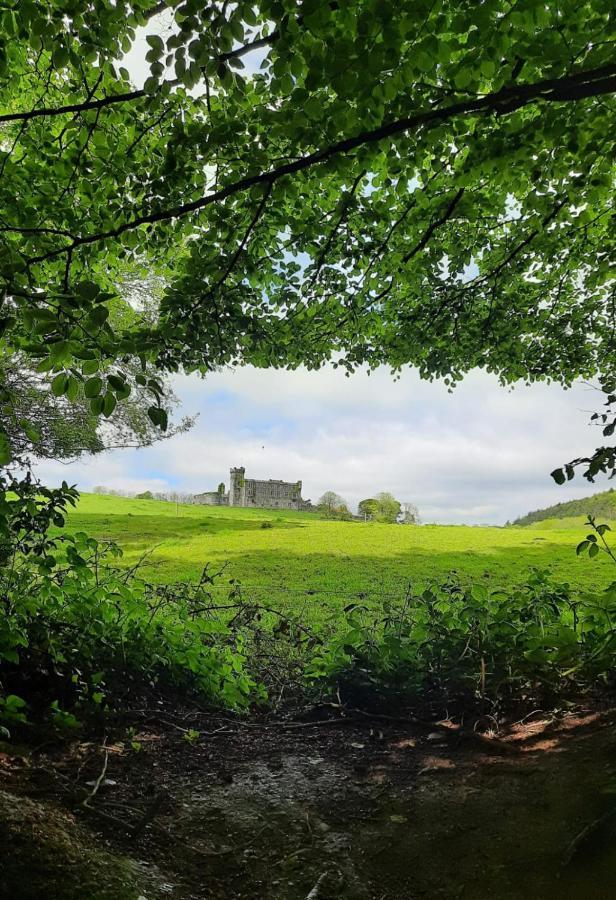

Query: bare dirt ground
[2,699,616,899]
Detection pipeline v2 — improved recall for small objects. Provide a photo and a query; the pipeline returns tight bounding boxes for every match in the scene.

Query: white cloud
[32,366,610,525]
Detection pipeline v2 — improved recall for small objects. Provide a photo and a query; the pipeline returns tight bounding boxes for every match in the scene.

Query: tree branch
[460,198,568,292]
[0,90,147,124]
[306,169,366,289]
[219,31,279,63]
[142,0,171,21]
[401,187,465,263]
[25,64,616,267]
[218,181,272,285]
[366,188,465,305]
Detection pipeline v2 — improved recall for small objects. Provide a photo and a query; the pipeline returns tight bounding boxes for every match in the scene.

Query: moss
[0,790,160,900]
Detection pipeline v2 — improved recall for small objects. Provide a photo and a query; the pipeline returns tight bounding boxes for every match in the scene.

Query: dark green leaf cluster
[552,376,616,485]
[0,353,192,465]
[575,515,616,563]
[306,569,616,703]
[0,470,79,567]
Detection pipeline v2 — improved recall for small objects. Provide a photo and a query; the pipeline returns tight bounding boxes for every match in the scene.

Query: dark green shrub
[306,569,616,703]
[0,473,263,727]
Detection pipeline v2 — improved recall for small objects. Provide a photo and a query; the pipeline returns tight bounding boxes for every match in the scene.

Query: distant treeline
[512,488,616,526]
[93,486,199,504]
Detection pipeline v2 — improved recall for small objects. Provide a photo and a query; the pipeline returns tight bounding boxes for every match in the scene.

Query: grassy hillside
[60,493,615,624]
[512,487,616,527]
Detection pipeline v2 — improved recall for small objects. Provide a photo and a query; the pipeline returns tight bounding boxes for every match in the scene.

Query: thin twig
[81,742,109,808]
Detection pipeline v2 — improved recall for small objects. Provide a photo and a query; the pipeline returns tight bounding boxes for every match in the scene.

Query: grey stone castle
[195,467,313,511]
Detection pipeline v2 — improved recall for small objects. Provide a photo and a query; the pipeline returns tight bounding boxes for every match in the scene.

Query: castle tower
[229,467,246,507]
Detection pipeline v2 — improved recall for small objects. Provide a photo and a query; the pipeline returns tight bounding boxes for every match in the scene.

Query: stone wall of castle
[195,466,312,511]
[193,491,229,506]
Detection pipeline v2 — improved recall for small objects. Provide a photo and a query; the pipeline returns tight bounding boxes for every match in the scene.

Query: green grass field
[61,494,616,624]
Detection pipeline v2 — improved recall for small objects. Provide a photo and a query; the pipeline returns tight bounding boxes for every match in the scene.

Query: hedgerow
[2,473,615,730]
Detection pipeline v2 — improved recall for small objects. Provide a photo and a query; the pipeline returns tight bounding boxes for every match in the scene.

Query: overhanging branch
[25,63,616,267]
[0,90,147,124]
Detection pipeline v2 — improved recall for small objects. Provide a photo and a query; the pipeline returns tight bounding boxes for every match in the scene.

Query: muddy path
[2,704,616,899]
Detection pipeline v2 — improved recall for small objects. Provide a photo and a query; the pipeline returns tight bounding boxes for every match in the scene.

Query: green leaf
[52,45,69,68]
[90,395,105,415]
[84,377,103,398]
[89,306,109,327]
[0,315,14,338]
[75,280,100,299]
[146,34,164,51]
[147,406,168,430]
[454,67,472,90]
[107,374,126,392]
[23,424,41,443]
[102,391,117,417]
[66,375,79,402]
[82,359,99,376]
[51,373,68,397]
[0,431,11,465]
[72,348,97,361]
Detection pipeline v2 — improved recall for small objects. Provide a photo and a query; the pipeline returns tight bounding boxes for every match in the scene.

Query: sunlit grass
[61,493,615,626]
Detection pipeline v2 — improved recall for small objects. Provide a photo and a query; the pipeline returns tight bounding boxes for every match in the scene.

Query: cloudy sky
[34,367,608,525]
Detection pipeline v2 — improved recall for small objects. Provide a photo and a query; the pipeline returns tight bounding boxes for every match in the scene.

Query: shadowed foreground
[2,705,615,899]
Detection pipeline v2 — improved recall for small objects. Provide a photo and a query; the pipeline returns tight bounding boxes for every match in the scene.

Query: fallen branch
[281,717,363,729]
[151,821,234,857]
[84,792,168,838]
[84,804,137,833]
[306,872,330,899]
[460,730,518,756]
[562,805,616,867]
[282,704,518,755]
[306,868,343,899]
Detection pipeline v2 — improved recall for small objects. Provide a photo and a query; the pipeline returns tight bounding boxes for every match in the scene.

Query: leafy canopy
[0,0,615,464]
[373,492,402,523]
[358,498,378,519]
[317,491,350,518]
[0,351,193,462]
